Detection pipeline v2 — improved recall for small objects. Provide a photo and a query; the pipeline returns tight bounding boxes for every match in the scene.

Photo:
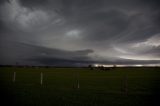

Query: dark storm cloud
[0,20,6,33]
[20,0,49,6]
[30,57,93,66]
[0,41,94,65]
[19,0,51,10]
[143,0,160,7]
[0,0,160,66]
[80,10,130,41]
[0,0,6,4]
[139,46,160,57]
[31,56,160,66]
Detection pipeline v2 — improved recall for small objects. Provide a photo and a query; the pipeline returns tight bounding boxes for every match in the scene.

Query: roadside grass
[0,67,159,106]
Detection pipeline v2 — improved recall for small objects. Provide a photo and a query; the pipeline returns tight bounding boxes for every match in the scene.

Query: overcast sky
[0,0,160,66]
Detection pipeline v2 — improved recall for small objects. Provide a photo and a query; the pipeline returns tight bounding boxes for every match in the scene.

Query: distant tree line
[88,64,116,71]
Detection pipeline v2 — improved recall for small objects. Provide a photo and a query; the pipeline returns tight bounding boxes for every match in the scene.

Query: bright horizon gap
[93,64,160,67]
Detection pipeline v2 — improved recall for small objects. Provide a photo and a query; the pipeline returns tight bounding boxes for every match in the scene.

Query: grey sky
[0,0,160,66]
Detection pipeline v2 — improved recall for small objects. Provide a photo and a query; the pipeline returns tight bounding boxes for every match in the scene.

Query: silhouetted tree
[88,64,93,70]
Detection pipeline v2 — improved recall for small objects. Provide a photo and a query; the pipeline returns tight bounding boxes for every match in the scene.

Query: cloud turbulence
[0,0,160,66]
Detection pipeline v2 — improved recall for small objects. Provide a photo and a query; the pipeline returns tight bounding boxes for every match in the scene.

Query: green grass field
[0,67,160,106]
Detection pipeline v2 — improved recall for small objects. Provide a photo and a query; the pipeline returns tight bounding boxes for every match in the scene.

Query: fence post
[77,71,80,89]
[13,72,16,83]
[124,75,128,95]
[41,72,43,85]
[74,71,80,89]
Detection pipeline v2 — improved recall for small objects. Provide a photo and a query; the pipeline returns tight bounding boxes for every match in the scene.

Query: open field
[0,67,160,106]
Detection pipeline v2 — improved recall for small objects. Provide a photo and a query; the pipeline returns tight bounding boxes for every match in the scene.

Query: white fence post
[124,75,128,95]
[41,72,43,85]
[13,72,16,83]
[77,71,80,89]
[77,80,79,89]
[121,75,128,95]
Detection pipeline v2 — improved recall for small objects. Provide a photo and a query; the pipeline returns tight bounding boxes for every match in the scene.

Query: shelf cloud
[0,0,160,66]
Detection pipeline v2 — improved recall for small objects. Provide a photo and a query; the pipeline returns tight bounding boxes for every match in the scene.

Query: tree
[88,64,93,70]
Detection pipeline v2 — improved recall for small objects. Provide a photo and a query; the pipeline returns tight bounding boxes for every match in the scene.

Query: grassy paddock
[0,67,160,106]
